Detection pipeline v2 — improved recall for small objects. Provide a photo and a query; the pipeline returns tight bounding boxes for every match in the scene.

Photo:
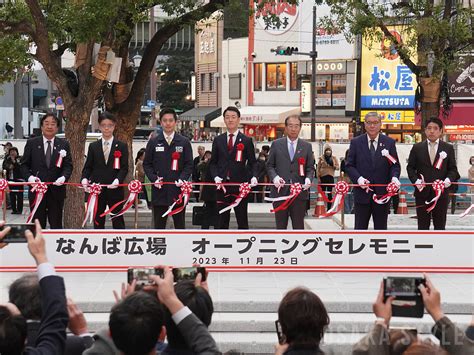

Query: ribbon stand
[134,194,138,229]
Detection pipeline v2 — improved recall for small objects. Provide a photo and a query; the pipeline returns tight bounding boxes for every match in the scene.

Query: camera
[1,224,36,243]
[383,276,426,318]
[127,267,207,286]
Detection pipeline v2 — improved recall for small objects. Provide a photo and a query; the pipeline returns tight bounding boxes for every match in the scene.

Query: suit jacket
[27,322,94,355]
[266,137,315,200]
[351,323,390,355]
[20,136,73,200]
[432,316,474,355]
[24,275,68,355]
[346,134,400,204]
[209,131,257,183]
[81,138,129,198]
[407,140,460,200]
[143,132,193,206]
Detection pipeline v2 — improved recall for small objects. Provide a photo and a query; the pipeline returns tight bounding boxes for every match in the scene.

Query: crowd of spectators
[0,222,472,355]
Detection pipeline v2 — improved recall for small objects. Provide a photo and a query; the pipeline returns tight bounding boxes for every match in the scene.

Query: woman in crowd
[2,147,23,214]
[317,144,339,210]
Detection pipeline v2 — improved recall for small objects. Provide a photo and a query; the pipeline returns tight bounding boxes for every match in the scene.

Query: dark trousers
[354,200,389,230]
[274,198,307,229]
[29,190,64,229]
[9,190,23,213]
[391,195,399,214]
[320,175,334,209]
[94,190,125,229]
[201,201,218,229]
[153,205,185,229]
[217,187,249,229]
[415,196,448,230]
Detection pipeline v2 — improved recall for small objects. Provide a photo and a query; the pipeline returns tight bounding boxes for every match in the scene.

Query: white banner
[0,230,472,273]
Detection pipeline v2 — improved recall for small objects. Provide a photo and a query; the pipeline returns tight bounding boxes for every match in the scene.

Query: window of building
[200,73,206,92]
[229,73,241,99]
[209,73,214,92]
[254,63,262,91]
[266,63,286,90]
[290,62,299,91]
[316,74,346,108]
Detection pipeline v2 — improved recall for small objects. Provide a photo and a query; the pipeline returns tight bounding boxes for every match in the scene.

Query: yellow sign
[361,26,417,109]
[361,110,414,123]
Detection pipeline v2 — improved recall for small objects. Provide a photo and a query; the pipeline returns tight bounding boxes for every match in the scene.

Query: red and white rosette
[82,183,102,227]
[235,143,244,162]
[100,180,142,219]
[425,179,445,212]
[434,151,447,170]
[265,183,303,213]
[219,182,252,214]
[373,181,399,204]
[0,179,8,208]
[113,151,121,170]
[320,181,349,218]
[27,182,48,223]
[162,180,193,217]
[298,157,305,176]
[171,152,180,171]
[381,149,397,165]
[56,149,67,168]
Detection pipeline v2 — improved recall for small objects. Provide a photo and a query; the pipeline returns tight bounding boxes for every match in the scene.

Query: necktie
[429,142,436,165]
[166,136,172,145]
[227,133,234,152]
[289,141,295,161]
[103,141,110,163]
[45,141,52,168]
[370,140,376,163]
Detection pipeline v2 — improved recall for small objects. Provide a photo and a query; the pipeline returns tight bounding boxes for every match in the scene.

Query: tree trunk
[419,77,441,132]
[63,110,90,228]
[115,107,141,183]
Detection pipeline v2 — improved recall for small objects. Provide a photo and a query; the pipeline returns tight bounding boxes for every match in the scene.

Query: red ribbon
[219,182,252,214]
[235,143,244,162]
[372,181,399,204]
[162,180,192,217]
[27,182,49,223]
[82,183,102,226]
[100,180,142,219]
[425,179,445,212]
[298,157,305,176]
[113,151,121,170]
[320,181,349,218]
[171,152,180,171]
[266,183,303,213]
[0,179,8,209]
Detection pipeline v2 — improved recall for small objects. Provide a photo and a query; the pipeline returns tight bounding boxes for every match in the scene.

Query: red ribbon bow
[266,183,303,213]
[0,179,8,209]
[373,181,400,204]
[219,182,252,214]
[162,181,192,217]
[320,181,349,218]
[82,183,102,226]
[27,182,49,223]
[100,180,142,219]
[425,179,445,212]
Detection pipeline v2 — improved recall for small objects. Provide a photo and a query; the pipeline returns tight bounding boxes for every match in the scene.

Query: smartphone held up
[127,266,207,286]
[1,224,36,243]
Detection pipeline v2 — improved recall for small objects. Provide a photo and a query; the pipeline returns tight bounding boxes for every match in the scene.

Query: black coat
[81,138,129,199]
[209,131,257,183]
[20,136,73,200]
[143,132,193,206]
[199,161,216,202]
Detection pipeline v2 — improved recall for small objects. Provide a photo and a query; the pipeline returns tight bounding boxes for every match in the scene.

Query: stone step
[82,311,471,335]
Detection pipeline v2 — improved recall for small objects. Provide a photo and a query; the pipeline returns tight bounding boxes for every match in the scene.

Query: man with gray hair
[345,112,401,229]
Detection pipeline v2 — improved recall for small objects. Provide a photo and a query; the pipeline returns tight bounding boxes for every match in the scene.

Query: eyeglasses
[365,121,381,126]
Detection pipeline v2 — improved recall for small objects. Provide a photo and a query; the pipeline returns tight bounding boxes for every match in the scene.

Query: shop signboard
[361,110,415,123]
[449,56,474,100]
[361,26,416,109]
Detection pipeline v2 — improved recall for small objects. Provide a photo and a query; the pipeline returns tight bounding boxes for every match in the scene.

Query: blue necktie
[289,141,295,161]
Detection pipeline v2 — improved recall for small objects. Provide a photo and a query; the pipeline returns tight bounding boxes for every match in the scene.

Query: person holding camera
[0,220,69,354]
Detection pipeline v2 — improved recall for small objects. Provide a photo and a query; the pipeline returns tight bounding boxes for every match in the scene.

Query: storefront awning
[415,103,474,125]
[179,107,221,122]
[301,115,353,124]
[211,106,301,128]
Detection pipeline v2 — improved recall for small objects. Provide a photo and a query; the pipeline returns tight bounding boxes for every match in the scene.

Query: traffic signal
[271,46,298,55]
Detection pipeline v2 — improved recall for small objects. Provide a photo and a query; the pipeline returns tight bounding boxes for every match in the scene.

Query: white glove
[357,176,370,188]
[81,178,90,193]
[154,177,163,189]
[53,176,66,186]
[415,178,425,192]
[273,176,285,189]
[214,176,226,193]
[444,177,451,188]
[303,178,312,190]
[391,176,401,188]
[28,175,40,183]
[250,176,258,187]
[175,179,184,187]
[108,178,119,189]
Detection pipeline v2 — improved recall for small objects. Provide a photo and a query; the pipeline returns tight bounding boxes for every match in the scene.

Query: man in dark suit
[346,112,401,230]
[267,115,314,229]
[0,220,69,355]
[81,112,129,229]
[209,106,258,229]
[20,114,73,229]
[143,108,193,229]
[407,117,460,230]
